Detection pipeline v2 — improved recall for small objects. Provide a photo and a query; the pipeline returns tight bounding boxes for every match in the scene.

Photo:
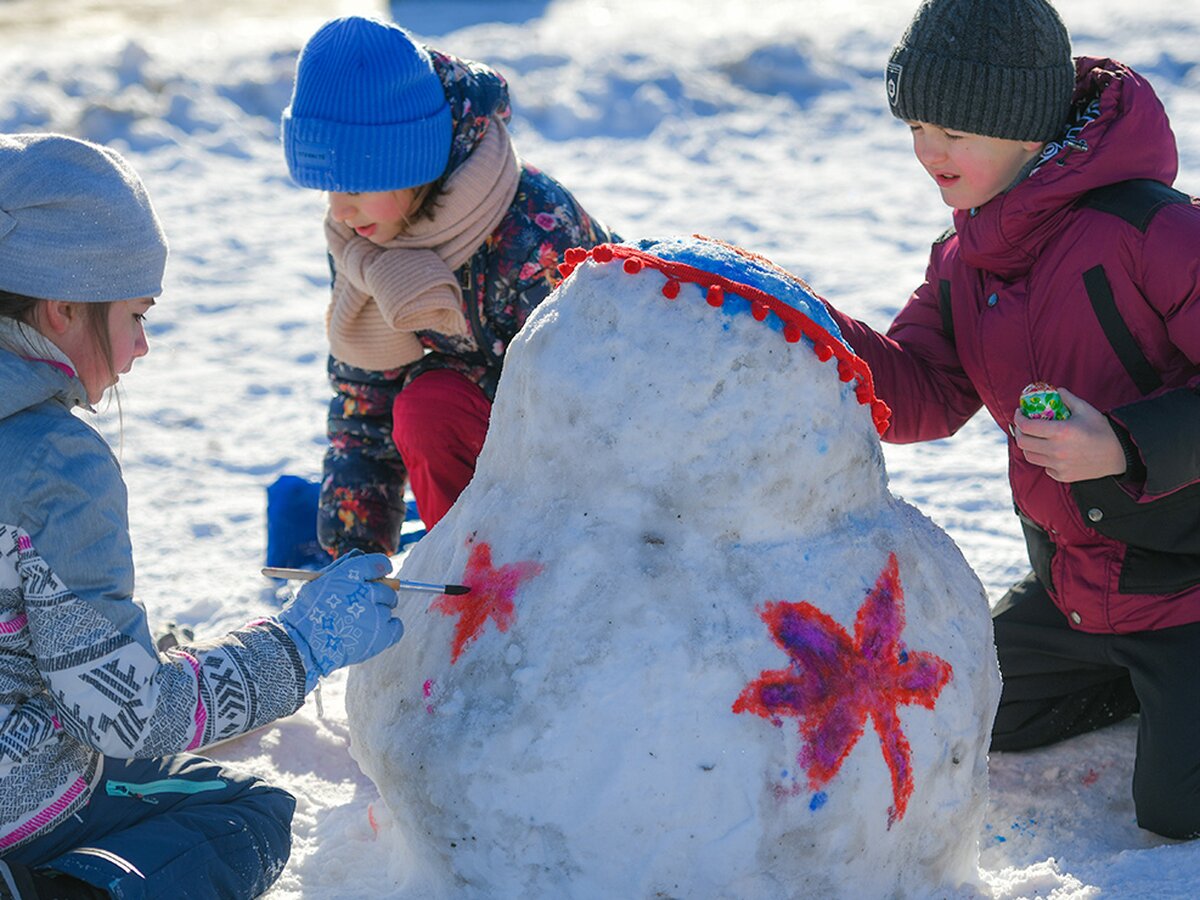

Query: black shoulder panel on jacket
[1081,265,1163,395]
[933,226,956,246]
[937,279,954,345]
[1077,179,1191,233]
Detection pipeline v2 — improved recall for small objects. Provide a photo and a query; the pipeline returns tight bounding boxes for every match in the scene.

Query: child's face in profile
[327,189,420,244]
[905,121,1044,211]
[49,297,154,404]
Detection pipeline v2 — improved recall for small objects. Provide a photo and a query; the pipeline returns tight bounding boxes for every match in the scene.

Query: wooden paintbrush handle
[262,566,400,589]
[261,567,468,594]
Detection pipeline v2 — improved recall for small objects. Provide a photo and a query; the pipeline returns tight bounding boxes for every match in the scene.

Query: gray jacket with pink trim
[0,340,306,853]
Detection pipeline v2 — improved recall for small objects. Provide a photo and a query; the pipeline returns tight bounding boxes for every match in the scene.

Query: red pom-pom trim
[557,262,575,278]
[591,239,891,435]
[872,400,892,433]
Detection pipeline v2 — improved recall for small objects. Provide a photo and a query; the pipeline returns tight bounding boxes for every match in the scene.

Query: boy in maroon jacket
[824,0,1200,839]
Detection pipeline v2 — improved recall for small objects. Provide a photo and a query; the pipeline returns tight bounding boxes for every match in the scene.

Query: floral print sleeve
[494,164,618,340]
[318,359,411,556]
[406,165,619,399]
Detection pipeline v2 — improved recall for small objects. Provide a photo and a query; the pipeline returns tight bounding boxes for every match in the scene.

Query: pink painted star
[733,553,952,826]
[432,541,544,663]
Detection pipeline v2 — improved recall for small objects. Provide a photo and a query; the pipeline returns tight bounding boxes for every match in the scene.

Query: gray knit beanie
[886,0,1075,142]
[0,133,168,302]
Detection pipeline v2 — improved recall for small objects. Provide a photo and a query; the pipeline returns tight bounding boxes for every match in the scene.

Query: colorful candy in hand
[1019,382,1071,420]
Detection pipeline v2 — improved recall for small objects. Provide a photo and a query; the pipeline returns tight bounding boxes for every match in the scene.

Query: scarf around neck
[324,117,521,371]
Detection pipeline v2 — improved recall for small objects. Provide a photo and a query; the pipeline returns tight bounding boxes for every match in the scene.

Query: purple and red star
[733,552,952,826]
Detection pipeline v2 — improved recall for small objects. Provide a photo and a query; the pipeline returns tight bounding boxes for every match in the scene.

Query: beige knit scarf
[324,118,520,370]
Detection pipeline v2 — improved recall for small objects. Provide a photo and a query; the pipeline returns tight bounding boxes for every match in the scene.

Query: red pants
[392,369,492,529]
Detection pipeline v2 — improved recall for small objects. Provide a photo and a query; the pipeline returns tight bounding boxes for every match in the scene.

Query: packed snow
[347,236,1000,898]
[3,0,1199,896]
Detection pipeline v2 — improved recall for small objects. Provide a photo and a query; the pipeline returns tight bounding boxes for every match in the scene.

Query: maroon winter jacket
[827,58,1200,635]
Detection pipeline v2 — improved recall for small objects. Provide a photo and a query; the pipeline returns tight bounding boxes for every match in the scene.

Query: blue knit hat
[0,133,167,302]
[282,16,453,192]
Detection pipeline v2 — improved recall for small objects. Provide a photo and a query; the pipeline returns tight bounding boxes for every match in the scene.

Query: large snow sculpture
[347,236,1001,899]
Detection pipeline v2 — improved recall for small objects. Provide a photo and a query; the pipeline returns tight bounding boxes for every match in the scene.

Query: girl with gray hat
[0,134,405,899]
[823,0,1200,840]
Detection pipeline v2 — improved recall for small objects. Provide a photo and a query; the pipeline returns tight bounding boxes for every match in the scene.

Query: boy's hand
[1012,387,1128,483]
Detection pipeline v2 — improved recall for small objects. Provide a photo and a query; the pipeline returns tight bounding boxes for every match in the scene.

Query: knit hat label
[886,63,902,109]
[293,141,332,171]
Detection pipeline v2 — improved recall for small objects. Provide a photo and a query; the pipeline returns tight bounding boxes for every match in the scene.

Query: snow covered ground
[3,0,1199,896]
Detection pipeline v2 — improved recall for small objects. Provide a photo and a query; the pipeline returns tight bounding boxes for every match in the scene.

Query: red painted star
[432,541,544,663]
[732,553,952,826]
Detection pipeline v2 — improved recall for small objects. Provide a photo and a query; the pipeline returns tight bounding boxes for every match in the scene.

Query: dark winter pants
[4,754,295,899]
[991,573,1200,839]
[392,368,491,529]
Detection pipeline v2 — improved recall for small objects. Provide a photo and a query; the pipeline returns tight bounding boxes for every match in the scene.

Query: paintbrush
[262,566,470,595]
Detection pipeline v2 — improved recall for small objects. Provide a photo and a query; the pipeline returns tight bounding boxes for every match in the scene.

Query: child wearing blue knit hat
[282,16,618,553]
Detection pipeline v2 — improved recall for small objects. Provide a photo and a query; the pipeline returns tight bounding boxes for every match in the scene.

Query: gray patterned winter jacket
[0,336,307,853]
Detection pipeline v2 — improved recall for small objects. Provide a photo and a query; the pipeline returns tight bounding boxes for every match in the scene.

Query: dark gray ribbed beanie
[885,0,1075,142]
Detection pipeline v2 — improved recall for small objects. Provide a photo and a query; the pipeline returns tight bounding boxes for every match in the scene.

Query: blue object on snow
[266,475,425,570]
[266,475,332,570]
[402,499,428,548]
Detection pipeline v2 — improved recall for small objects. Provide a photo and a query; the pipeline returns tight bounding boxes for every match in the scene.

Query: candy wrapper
[1019,382,1071,420]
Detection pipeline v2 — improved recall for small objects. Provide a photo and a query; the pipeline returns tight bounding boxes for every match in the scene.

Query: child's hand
[1011,387,1128,483]
[277,551,404,693]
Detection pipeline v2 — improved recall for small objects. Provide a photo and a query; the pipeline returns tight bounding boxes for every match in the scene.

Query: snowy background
[3,0,1199,896]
